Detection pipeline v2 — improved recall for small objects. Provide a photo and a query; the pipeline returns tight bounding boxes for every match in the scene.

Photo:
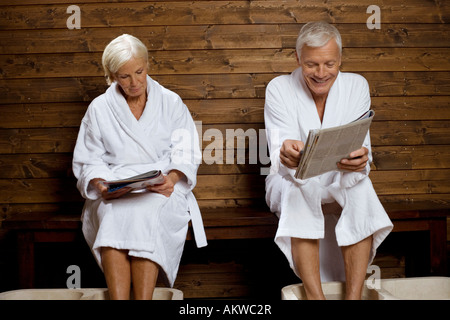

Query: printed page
[102,170,163,192]
[295,110,374,179]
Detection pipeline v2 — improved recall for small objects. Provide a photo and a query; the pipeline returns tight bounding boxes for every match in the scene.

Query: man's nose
[315,65,326,78]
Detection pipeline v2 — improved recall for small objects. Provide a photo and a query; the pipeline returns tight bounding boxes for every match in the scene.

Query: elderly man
[264,21,393,299]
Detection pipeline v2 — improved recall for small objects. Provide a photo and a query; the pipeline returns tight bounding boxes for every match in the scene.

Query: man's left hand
[337,147,369,172]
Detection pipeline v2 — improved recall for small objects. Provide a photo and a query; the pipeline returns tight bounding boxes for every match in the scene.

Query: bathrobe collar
[105,75,162,162]
[290,67,345,134]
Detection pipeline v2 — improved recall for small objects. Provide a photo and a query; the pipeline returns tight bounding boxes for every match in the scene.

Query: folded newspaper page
[295,110,375,180]
[102,170,164,192]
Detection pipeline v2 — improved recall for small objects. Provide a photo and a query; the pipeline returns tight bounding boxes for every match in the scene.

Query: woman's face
[298,38,341,100]
[113,57,148,98]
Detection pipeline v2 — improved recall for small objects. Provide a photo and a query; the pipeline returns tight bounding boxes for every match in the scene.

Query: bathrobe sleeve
[348,74,373,175]
[264,76,301,176]
[164,92,202,192]
[335,73,373,187]
[72,97,117,200]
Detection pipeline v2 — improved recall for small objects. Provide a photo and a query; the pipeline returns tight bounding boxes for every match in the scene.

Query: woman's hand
[337,147,369,172]
[90,178,131,200]
[146,170,185,197]
[280,139,305,169]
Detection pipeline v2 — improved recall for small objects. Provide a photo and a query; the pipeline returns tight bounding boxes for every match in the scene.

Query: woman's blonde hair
[102,34,149,85]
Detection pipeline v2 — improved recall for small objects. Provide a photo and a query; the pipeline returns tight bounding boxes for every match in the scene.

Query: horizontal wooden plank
[2,194,449,225]
[0,50,297,78]
[371,145,450,171]
[0,120,448,154]
[0,178,83,203]
[279,23,450,49]
[2,24,449,55]
[0,128,79,153]
[366,71,450,97]
[0,176,266,203]
[0,199,267,219]
[370,96,450,121]
[2,48,450,79]
[1,96,449,129]
[0,144,448,179]
[370,121,450,146]
[0,153,75,178]
[0,102,89,129]
[1,169,449,203]
[1,1,448,30]
[370,169,450,195]
[1,72,449,104]
[2,207,277,230]
[0,202,84,219]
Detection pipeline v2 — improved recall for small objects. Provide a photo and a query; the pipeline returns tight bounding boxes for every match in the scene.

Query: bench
[2,207,277,288]
[3,206,448,289]
[1,1,449,298]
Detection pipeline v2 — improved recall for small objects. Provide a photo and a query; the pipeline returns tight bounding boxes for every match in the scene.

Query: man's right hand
[280,139,304,169]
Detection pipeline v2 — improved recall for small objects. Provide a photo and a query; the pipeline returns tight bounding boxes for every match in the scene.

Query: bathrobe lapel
[105,76,161,163]
[291,68,346,137]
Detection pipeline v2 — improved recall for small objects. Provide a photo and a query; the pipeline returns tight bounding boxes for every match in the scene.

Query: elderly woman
[264,21,393,299]
[72,34,207,300]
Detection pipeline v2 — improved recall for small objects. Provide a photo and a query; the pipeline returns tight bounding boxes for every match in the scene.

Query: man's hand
[280,139,305,169]
[337,147,369,172]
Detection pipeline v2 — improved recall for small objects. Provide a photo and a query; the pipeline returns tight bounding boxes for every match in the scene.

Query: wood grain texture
[0,1,448,297]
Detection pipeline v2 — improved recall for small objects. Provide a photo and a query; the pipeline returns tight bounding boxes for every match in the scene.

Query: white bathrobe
[72,75,207,286]
[264,67,393,281]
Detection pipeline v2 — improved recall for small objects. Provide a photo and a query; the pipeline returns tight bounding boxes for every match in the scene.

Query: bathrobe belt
[187,192,207,248]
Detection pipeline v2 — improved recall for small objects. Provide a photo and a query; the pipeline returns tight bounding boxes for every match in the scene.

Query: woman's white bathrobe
[72,75,207,286]
[264,67,393,281]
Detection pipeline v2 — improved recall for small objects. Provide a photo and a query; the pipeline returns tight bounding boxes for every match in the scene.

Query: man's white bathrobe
[264,67,393,281]
[73,75,207,286]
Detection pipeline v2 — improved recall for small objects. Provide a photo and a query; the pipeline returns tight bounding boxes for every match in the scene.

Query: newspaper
[101,170,164,192]
[295,110,375,180]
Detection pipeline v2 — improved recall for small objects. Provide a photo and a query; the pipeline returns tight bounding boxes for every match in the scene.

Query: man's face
[298,39,341,100]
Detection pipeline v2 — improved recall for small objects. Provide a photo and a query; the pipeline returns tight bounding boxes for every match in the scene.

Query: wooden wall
[1,0,449,219]
[0,0,449,296]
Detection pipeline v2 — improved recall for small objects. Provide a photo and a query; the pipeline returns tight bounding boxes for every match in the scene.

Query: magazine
[295,110,375,180]
[102,170,164,192]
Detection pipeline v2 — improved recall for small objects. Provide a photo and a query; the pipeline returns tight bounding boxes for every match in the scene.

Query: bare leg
[291,238,326,300]
[131,257,159,300]
[101,247,131,300]
[341,235,373,300]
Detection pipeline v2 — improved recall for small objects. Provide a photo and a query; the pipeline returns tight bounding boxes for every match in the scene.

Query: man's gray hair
[102,34,149,85]
[295,21,342,60]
